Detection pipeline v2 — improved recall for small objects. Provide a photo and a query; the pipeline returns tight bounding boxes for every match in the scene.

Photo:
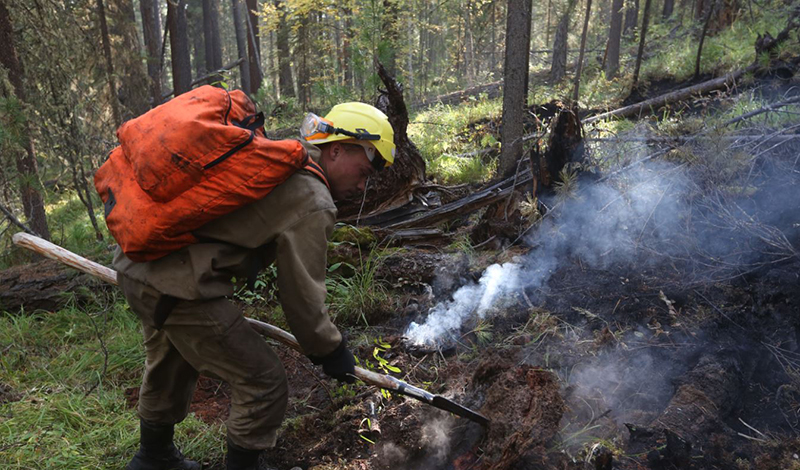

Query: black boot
[125,419,202,470]
[226,438,261,470]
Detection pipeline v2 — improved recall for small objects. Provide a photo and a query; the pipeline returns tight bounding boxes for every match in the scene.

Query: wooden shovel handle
[11,233,397,391]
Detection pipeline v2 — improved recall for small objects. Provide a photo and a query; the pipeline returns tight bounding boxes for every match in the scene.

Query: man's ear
[328,142,342,161]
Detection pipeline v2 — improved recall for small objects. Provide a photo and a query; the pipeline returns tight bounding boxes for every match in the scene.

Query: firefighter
[119,102,395,470]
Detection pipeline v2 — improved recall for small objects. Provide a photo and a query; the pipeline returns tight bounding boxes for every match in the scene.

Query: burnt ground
[114,244,800,469]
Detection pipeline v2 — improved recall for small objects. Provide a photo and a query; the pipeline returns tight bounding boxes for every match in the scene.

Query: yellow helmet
[300,102,396,168]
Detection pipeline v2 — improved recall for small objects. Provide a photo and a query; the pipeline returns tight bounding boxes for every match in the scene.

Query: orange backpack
[94,85,328,262]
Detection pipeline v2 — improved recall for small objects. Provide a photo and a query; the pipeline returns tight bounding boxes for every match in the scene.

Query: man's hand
[309,340,356,384]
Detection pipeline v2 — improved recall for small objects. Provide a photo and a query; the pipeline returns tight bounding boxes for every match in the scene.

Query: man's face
[324,142,376,201]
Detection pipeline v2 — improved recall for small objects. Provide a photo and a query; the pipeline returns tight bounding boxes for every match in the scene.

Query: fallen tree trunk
[585,65,756,124]
[382,169,533,230]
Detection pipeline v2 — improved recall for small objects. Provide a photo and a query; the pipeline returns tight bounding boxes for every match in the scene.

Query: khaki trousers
[119,275,288,450]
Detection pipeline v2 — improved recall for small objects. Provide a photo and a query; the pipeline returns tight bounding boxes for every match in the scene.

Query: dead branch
[0,202,37,236]
[383,169,533,230]
[723,95,800,126]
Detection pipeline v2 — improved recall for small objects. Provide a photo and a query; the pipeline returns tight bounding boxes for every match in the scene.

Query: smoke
[406,162,689,346]
[406,262,521,345]
[419,417,453,464]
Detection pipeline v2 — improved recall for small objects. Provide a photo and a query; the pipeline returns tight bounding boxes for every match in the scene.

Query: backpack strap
[303,159,330,190]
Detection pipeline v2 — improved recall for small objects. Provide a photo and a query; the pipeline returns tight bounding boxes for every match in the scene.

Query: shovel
[12,232,489,427]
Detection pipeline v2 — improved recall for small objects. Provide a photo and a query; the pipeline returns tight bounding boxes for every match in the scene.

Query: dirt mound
[471,352,564,470]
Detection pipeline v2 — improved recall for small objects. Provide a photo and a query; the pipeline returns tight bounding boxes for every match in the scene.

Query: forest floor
[3,70,800,470]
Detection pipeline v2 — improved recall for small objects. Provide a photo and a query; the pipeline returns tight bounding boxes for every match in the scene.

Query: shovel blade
[431,396,490,427]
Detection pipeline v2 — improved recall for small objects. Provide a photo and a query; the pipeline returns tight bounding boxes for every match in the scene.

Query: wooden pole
[11,232,489,426]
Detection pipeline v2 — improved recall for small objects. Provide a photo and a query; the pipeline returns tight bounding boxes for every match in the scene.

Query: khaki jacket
[113,141,341,357]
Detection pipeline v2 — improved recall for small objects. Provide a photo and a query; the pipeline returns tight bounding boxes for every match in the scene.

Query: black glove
[309,340,356,384]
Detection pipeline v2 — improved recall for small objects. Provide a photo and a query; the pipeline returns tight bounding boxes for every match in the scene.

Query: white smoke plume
[405,262,521,345]
[405,162,689,346]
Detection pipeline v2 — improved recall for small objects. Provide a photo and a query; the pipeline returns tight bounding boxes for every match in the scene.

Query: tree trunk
[231,0,251,95]
[188,2,206,77]
[490,2,497,75]
[382,0,400,76]
[572,0,593,102]
[296,12,310,109]
[139,0,163,106]
[550,0,575,82]
[624,0,639,35]
[343,7,353,87]
[663,0,675,19]
[499,0,533,178]
[168,0,193,96]
[275,0,294,98]
[97,0,122,128]
[605,0,625,78]
[465,0,476,86]
[694,0,716,80]
[632,0,653,88]
[245,0,263,93]
[108,0,150,117]
[203,0,223,83]
[0,0,51,240]
[269,29,278,93]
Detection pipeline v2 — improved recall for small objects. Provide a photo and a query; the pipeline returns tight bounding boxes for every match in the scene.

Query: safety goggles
[300,113,381,142]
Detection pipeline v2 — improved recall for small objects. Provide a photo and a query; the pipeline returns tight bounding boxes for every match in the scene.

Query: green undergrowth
[640,5,792,85]
[0,294,224,469]
[409,95,502,185]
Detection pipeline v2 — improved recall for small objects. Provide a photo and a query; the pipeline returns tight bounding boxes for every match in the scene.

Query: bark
[624,0,639,35]
[551,0,575,82]
[0,259,105,313]
[231,0,251,95]
[530,105,584,194]
[572,0,593,102]
[203,0,223,83]
[499,0,533,178]
[245,0,263,92]
[168,0,193,96]
[651,350,754,446]
[296,12,310,109]
[97,0,122,128]
[382,0,400,76]
[343,7,353,87]
[0,0,51,240]
[108,0,150,117]
[662,0,675,18]
[188,2,205,77]
[275,0,294,98]
[631,0,653,88]
[139,0,163,106]
[605,0,625,79]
